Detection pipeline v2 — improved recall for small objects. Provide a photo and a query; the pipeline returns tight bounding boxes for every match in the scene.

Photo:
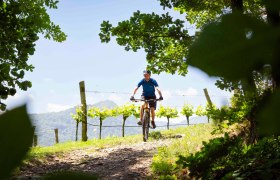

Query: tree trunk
[99,118,102,140]
[247,114,257,144]
[167,117,170,130]
[231,0,243,13]
[266,4,280,26]
[122,117,127,137]
[207,116,210,123]
[75,121,79,141]
[186,116,190,126]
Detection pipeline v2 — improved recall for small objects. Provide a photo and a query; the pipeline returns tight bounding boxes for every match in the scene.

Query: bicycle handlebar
[131,99,161,103]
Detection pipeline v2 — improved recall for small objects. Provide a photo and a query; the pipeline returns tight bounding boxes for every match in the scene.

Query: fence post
[79,81,88,142]
[203,88,213,106]
[54,128,59,144]
[33,126,37,147]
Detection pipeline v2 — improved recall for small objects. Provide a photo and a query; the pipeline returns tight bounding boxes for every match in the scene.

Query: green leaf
[0,105,33,179]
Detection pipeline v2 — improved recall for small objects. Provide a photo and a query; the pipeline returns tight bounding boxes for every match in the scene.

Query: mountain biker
[130,70,163,129]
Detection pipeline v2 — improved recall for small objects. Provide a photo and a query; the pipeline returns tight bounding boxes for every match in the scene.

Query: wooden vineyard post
[203,88,213,123]
[203,88,213,106]
[79,81,88,141]
[54,128,59,144]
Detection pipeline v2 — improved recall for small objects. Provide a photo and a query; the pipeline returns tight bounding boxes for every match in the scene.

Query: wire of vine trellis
[85,90,231,98]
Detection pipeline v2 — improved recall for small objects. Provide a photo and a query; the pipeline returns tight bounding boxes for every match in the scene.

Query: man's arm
[130,87,139,100]
[156,87,163,98]
[153,79,163,98]
[132,87,139,96]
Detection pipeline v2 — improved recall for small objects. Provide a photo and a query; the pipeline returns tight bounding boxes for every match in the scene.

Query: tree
[99,1,265,76]
[181,103,194,125]
[158,0,264,28]
[0,0,66,110]
[88,107,115,139]
[195,105,208,123]
[157,105,178,129]
[117,104,137,137]
[99,12,191,76]
[71,106,83,141]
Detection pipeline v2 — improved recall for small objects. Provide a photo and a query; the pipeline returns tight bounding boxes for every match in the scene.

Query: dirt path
[18,139,173,179]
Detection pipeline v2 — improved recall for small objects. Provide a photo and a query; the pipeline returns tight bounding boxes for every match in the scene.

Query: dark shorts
[143,96,157,110]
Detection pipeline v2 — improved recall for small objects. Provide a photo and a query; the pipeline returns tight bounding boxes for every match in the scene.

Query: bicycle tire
[142,111,150,142]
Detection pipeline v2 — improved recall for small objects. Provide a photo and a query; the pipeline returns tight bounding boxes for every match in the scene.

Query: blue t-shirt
[137,78,159,97]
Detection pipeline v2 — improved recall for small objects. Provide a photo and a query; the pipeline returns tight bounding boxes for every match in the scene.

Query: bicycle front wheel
[142,111,150,142]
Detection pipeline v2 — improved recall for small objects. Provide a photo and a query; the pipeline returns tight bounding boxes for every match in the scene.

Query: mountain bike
[131,98,161,142]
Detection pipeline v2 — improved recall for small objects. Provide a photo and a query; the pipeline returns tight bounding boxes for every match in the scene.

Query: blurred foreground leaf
[189,12,280,81]
[0,105,33,179]
[257,90,280,135]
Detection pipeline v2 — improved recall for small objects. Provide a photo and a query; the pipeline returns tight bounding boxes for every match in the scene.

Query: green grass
[151,124,215,178]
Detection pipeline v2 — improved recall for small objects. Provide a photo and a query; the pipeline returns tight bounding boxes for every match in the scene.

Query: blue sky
[4,0,231,114]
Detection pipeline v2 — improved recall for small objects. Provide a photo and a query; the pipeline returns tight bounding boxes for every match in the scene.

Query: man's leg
[150,107,156,129]
[151,107,155,121]
[138,104,144,125]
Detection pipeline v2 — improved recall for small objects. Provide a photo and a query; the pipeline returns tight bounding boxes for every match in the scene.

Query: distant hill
[30,100,208,146]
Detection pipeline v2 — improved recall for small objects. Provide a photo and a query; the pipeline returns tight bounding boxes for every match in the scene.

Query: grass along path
[18,124,213,179]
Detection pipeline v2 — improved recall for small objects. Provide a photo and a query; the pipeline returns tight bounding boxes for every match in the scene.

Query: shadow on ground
[18,146,156,180]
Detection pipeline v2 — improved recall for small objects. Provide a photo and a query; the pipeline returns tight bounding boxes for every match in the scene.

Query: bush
[149,131,163,140]
[176,135,280,179]
[151,147,175,176]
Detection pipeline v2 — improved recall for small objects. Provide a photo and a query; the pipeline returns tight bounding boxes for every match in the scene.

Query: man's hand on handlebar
[159,96,163,100]
[130,96,135,101]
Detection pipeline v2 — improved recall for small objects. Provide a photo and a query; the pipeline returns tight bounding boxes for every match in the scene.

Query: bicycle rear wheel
[142,111,150,142]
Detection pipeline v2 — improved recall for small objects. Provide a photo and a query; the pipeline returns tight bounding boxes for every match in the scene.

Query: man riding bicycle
[130,70,163,129]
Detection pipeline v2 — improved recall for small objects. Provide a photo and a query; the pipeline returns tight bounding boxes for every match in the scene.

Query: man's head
[143,70,151,80]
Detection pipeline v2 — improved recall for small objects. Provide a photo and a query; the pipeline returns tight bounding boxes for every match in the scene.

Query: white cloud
[47,103,73,112]
[175,88,198,96]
